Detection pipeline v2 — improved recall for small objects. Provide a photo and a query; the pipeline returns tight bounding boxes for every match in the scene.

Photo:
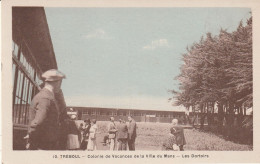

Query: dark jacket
[67,120,79,135]
[54,90,68,150]
[128,120,137,140]
[54,90,67,122]
[171,125,186,145]
[117,123,128,140]
[83,124,91,141]
[28,88,60,148]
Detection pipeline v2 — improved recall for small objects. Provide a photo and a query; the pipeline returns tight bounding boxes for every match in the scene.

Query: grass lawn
[94,121,253,151]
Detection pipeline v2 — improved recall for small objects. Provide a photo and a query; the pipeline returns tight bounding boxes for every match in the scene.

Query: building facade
[12,7,58,150]
[68,107,186,123]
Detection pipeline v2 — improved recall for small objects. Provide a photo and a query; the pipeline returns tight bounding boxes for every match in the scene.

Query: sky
[45,8,251,111]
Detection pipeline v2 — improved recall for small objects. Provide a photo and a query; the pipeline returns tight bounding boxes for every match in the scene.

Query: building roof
[69,105,186,113]
[12,7,57,72]
[65,95,186,112]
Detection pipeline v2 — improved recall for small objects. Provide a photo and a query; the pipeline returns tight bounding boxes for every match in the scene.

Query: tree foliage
[171,16,252,144]
[173,16,252,112]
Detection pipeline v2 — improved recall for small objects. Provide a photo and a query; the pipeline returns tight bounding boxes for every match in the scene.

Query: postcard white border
[2,0,260,163]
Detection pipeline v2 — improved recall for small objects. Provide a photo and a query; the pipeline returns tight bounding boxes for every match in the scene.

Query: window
[119,111,126,116]
[12,40,41,125]
[83,110,90,115]
[35,73,42,86]
[109,111,113,116]
[96,110,100,115]
[12,41,19,57]
[100,110,108,116]
[12,64,16,87]
[13,69,36,124]
[91,109,96,115]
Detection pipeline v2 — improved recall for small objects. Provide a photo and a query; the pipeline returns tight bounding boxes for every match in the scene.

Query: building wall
[12,7,58,150]
[68,107,186,124]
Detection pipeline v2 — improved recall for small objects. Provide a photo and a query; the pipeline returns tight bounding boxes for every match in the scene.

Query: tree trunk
[217,102,224,134]
[191,113,199,128]
[190,105,196,127]
[207,102,215,130]
[185,109,192,125]
[200,114,207,130]
[200,103,206,130]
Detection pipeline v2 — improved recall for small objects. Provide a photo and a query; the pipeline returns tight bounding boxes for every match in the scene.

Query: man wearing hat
[27,69,66,150]
[117,119,128,151]
[107,117,118,151]
[127,116,137,151]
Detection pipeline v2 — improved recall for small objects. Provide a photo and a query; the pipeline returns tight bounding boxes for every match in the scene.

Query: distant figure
[127,116,137,151]
[108,117,118,151]
[162,128,179,151]
[171,119,186,151]
[78,123,84,144]
[102,134,109,146]
[117,119,128,151]
[66,115,80,150]
[87,119,98,151]
[81,119,91,150]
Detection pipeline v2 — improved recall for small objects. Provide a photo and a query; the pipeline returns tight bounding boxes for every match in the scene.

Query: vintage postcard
[2,0,260,163]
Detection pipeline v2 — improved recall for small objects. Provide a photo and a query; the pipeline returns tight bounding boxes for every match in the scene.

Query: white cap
[71,115,77,119]
[172,119,178,124]
[42,69,66,82]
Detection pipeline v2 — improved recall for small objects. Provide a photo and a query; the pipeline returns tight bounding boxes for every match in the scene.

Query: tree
[171,16,252,143]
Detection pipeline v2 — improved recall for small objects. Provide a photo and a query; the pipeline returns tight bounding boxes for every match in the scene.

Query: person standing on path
[107,117,118,151]
[87,119,98,151]
[127,116,137,151]
[81,119,91,150]
[117,119,128,151]
[66,114,80,150]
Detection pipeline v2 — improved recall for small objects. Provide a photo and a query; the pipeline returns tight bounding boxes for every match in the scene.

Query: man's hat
[71,114,77,120]
[42,69,66,82]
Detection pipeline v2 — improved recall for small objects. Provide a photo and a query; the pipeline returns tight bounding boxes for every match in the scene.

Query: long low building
[67,106,187,124]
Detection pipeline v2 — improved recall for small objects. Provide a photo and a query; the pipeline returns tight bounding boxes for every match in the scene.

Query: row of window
[13,41,42,85]
[13,41,42,125]
[79,109,183,118]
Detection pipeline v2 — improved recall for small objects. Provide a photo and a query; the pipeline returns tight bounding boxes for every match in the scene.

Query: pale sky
[45,8,251,111]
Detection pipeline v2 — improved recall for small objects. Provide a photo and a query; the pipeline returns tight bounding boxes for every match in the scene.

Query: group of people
[66,117,98,151]
[25,69,185,151]
[104,116,137,151]
[58,115,137,151]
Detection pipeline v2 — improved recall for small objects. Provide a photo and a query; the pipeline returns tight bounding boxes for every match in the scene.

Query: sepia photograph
[2,0,260,163]
[12,6,253,151]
